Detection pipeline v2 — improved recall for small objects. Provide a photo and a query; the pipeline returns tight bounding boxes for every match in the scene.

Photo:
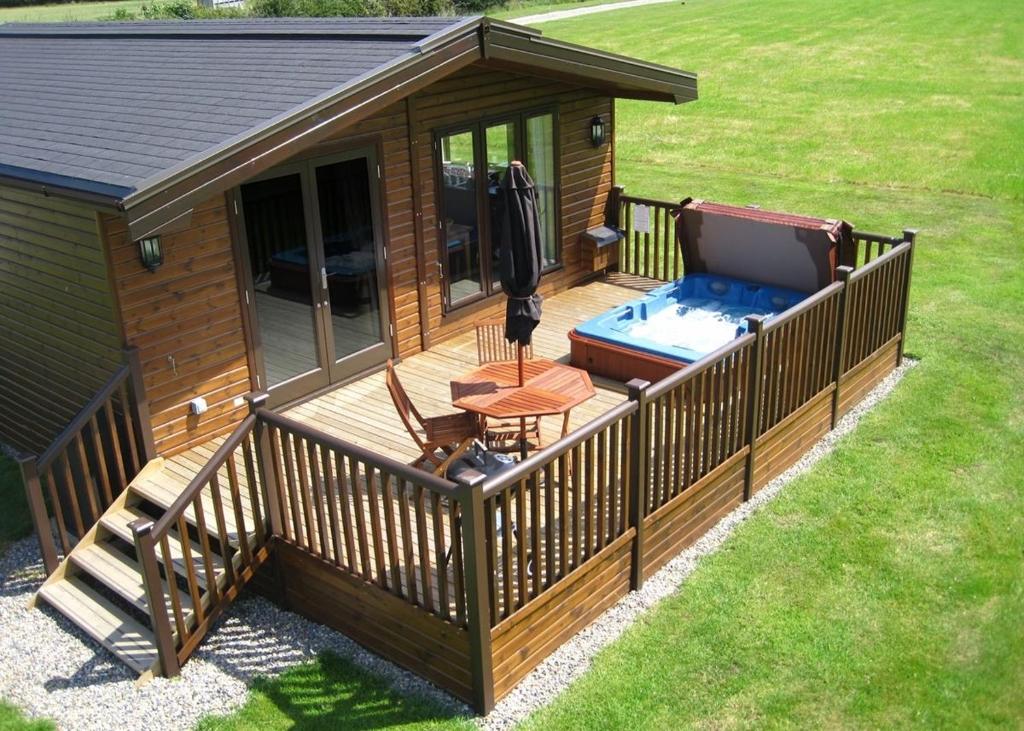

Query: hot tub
[569,274,807,383]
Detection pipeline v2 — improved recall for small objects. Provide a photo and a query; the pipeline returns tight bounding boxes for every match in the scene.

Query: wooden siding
[490,529,633,700]
[0,184,122,454]
[103,195,252,457]
[323,63,614,356]
[272,538,474,702]
[642,448,747,580]
[752,386,835,493]
[414,64,613,347]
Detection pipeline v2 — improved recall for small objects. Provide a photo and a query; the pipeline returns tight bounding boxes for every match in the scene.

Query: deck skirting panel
[838,336,901,417]
[753,386,835,492]
[642,448,747,580]
[271,538,473,702]
[489,529,634,701]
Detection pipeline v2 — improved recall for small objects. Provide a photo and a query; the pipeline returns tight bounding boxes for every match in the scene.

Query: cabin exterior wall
[96,64,614,457]
[0,184,123,454]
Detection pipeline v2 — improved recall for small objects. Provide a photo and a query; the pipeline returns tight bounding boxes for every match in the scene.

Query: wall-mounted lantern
[590,115,607,147]
[138,236,163,272]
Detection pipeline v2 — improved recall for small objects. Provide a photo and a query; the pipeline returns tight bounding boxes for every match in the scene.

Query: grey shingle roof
[0,18,467,199]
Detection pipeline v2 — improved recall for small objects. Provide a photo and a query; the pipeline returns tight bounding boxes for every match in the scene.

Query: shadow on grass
[198,651,473,731]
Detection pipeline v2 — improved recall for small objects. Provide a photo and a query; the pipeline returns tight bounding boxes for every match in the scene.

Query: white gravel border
[0,360,913,730]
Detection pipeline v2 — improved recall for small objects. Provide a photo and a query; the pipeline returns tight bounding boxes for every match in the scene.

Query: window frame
[434,105,561,313]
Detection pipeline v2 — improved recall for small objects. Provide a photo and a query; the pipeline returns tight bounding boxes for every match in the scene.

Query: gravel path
[1,360,913,730]
[0,541,470,730]
[513,0,679,26]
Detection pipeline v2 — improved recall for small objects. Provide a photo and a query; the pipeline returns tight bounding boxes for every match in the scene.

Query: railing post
[125,346,157,463]
[831,266,854,428]
[454,471,494,714]
[605,184,624,229]
[246,393,282,538]
[743,316,767,501]
[17,454,59,575]
[896,229,918,366]
[130,518,180,678]
[626,378,650,590]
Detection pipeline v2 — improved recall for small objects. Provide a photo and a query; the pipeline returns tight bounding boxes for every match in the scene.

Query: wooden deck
[282,278,636,464]
[119,278,641,617]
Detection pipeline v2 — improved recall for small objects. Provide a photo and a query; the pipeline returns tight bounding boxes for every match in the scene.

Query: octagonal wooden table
[450,358,596,453]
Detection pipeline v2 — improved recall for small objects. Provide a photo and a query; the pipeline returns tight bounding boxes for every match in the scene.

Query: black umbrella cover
[498,162,544,346]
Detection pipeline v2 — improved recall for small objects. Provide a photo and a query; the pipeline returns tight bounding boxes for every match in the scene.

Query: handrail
[647,333,755,400]
[848,240,911,281]
[38,364,130,471]
[257,408,461,498]
[151,414,256,538]
[619,193,682,210]
[851,230,904,245]
[479,398,638,498]
[761,281,844,334]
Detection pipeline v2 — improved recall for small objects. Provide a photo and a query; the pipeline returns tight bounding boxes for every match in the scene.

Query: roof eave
[121,16,698,239]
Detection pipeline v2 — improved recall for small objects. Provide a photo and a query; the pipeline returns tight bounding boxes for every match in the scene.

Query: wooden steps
[38,576,160,675]
[71,542,195,622]
[101,506,221,589]
[34,454,261,680]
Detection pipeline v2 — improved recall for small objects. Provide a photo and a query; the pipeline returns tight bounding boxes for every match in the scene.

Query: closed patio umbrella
[498,161,544,388]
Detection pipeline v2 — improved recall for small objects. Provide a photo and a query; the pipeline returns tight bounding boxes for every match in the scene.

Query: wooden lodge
[0,18,915,712]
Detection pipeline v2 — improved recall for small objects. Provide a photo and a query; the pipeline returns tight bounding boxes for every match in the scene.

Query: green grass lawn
[209,0,1023,727]
[0,0,145,22]
[1,0,1021,728]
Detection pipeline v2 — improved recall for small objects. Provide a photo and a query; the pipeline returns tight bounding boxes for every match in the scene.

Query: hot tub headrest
[677,200,852,293]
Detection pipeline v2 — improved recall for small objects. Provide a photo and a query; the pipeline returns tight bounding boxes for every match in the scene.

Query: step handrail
[21,346,155,575]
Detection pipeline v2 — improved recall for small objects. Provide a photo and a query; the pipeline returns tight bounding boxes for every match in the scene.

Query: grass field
[0,0,144,22]
[2,0,1023,727]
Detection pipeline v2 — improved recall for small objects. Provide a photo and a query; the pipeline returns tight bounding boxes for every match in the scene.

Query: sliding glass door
[237,146,390,404]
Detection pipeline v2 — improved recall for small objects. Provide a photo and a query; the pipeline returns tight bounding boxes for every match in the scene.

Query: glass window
[485,121,518,292]
[440,130,482,304]
[240,173,319,387]
[527,113,558,268]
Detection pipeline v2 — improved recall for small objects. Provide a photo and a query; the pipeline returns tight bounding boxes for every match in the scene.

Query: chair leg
[433,437,475,476]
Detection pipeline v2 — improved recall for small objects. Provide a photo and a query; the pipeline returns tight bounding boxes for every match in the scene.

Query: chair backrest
[476,320,533,365]
[385,360,426,448]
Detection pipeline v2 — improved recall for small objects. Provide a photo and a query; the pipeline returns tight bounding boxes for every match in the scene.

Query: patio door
[235,146,391,405]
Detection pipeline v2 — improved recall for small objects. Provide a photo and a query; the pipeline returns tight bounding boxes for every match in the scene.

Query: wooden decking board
[71,541,197,623]
[39,576,159,675]
[280,279,635,467]
[101,506,221,588]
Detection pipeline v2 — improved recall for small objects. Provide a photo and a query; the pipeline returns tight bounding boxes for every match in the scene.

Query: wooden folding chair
[385,360,478,475]
[474,320,542,452]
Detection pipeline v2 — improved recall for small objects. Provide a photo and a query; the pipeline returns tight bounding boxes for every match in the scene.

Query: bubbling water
[627,305,741,354]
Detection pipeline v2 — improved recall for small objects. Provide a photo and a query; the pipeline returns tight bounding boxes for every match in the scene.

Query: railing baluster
[192,493,221,605]
[208,474,234,589]
[307,441,329,561]
[415,485,434,612]
[365,465,387,587]
[42,466,72,556]
[349,457,371,578]
[431,489,450,619]
[117,381,141,475]
[88,414,113,506]
[226,454,251,569]
[499,487,512,618]
[529,470,541,598]
[60,453,85,539]
[242,436,265,546]
[294,435,316,552]
[334,452,357,572]
[160,533,187,641]
[177,515,204,626]
[557,454,568,580]
[103,400,127,490]
[397,478,416,599]
[516,477,529,606]
[381,471,400,594]
[450,497,466,625]
[279,431,301,543]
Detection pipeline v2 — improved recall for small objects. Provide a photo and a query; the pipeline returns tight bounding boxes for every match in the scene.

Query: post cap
[453,469,487,489]
[244,391,270,413]
[744,314,766,331]
[129,517,155,536]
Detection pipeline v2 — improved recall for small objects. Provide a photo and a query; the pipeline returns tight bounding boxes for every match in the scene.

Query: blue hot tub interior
[574,273,807,364]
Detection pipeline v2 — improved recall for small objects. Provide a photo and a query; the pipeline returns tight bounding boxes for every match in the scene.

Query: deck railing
[19,347,155,574]
[257,408,467,625]
[469,400,637,626]
[642,335,756,515]
[131,410,270,678]
[612,189,684,282]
